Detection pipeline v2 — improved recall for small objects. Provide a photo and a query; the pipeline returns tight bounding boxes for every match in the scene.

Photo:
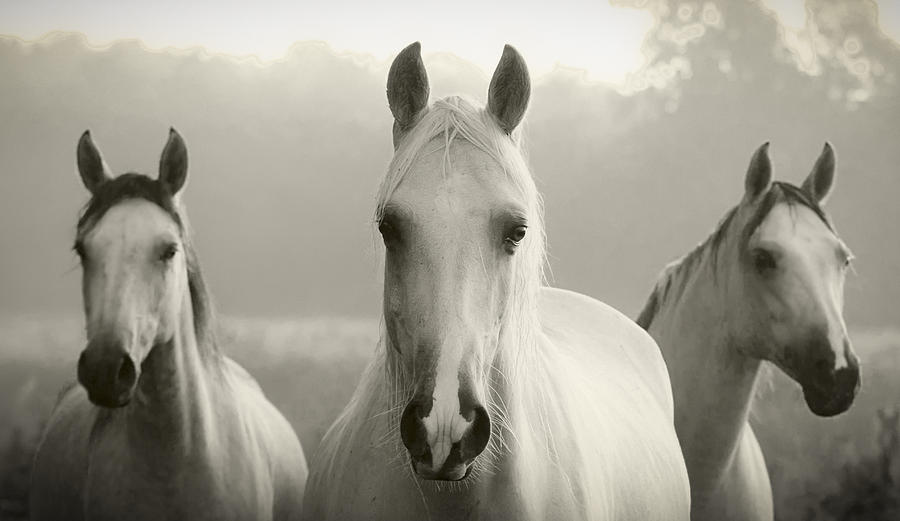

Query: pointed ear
[487,45,531,135]
[387,42,429,146]
[77,130,112,194]
[802,142,836,205]
[159,128,188,195]
[743,142,772,202]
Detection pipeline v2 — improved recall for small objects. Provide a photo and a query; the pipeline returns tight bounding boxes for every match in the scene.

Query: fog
[0,0,897,329]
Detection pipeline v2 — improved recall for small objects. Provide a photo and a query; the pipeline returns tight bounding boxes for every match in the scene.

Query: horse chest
[328,477,520,521]
[83,435,274,521]
[311,439,547,521]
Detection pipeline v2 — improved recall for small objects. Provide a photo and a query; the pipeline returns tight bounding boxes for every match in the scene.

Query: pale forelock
[375,96,537,224]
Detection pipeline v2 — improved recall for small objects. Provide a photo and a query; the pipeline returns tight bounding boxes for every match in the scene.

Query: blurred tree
[616,0,898,104]
[805,0,900,105]
[541,0,900,329]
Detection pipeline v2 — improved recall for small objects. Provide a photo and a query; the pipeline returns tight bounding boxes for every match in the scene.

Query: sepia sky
[0,0,898,326]
[2,0,898,84]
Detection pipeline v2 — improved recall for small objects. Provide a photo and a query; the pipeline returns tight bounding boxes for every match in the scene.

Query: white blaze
[421,341,472,471]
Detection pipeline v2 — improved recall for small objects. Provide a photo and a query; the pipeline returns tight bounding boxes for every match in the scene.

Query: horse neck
[647,250,761,491]
[129,288,221,455]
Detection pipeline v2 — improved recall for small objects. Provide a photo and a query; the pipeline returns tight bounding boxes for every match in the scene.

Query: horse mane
[75,173,220,358]
[635,206,737,329]
[636,181,834,330]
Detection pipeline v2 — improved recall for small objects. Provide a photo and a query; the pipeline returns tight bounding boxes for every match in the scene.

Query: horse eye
[73,242,85,259]
[505,225,527,250]
[160,244,178,262]
[378,219,399,244]
[842,254,853,270]
[752,248,777,274]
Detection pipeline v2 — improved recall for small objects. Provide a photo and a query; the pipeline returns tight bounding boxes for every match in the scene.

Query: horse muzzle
[409,451,475,481]
[77,343,138,408]
[800,343,861,417]
[400,397,491,481]
[802,364,860,417]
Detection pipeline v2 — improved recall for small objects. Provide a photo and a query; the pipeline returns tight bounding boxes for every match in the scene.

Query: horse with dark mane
[637,143,860,520]
[30,129,307,521]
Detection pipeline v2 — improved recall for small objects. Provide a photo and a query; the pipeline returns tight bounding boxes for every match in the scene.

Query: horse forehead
[87,199,179,250]
[393,140,515,211]
[755,202,833,247]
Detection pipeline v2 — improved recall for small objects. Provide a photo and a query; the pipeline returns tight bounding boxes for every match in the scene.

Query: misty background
[0,1,898,327]
[1,1,899,520]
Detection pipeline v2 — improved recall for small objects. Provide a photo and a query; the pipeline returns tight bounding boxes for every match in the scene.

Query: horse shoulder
[30,384,94,521]
[220,356,263,392]
[537,287,690,519]
[218,356,308,519]
[538,286,676,415]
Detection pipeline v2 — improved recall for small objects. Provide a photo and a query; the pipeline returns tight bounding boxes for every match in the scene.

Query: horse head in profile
[638,142,860,520]
[724,143,859,416]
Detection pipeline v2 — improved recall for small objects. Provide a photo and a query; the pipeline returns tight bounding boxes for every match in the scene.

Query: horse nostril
[77,350,89,385]
[77,343,137,408]
[116,354,137,392]
[460,406,491,461]
[400,400,429,458]
[814,357,832,376]
[835,364,861,394]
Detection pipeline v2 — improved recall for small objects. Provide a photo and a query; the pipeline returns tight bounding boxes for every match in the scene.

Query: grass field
[1,316,898,520]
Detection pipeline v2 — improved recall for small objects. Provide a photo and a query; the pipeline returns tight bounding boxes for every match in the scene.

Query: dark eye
[752,248,777,274]
[841,253,853,271]
[505,225,527,250]
[160,244,178,262]
[73,242,85,260]
[378,219,400,245]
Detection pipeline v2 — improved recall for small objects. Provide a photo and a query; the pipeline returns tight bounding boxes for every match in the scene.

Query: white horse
[30,129,308,521]
[302,42,689,521]
[636,143,860,520]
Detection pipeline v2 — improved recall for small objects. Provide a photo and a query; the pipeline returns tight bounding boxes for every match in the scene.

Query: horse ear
[77,130,112,194]
[802,142,836,205]
[487,45,531,135]
[159,128,188,195]
[387,42,429,145]
[743,142,772,202]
